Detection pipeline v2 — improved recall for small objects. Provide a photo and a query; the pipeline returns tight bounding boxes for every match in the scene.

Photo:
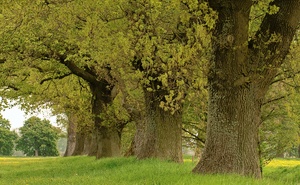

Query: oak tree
[192,0,300,178]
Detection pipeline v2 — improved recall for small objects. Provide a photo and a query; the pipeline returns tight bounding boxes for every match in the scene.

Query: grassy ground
[0,156,299,185]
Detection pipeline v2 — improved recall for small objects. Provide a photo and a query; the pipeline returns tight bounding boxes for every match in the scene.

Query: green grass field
[0,156,299,185]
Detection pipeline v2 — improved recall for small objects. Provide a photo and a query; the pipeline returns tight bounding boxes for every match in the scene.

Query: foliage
[0,116,17,155]
[0,156,298,185]
[16,116,59,156]
[0,0,133,132]
[263,159,300,184]
[127,0,214,114]
[260,31,300,164]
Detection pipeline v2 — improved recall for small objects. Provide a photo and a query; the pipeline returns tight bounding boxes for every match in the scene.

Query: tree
[16,116,59,156]
[193,0,300,178]
[126,0,213,162]
[0,0,131,158]
[0,116,17,155]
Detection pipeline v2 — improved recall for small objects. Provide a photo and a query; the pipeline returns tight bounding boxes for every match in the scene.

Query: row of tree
[0,0,299,179]
[0,116,60,156]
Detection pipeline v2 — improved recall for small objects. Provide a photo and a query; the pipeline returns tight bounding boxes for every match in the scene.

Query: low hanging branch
[262,94,291,106]
[182,127,205,145]
[40,72,73,85]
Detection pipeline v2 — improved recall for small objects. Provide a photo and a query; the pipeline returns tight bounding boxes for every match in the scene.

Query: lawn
[0,156,299,185]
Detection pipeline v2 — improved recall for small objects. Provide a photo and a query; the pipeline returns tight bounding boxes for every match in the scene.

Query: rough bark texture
[64,114,77,157]
[193,0,300,178]
[89,81,121,158]
[134,89,183,163]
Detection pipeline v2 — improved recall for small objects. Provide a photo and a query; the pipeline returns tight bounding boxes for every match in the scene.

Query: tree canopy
[16,116,59,156]
[0,116,17,156]
[0,0,299,179]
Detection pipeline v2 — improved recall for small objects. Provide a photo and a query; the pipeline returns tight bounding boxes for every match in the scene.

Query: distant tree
[0,116,17,155]
[16,116,59,156]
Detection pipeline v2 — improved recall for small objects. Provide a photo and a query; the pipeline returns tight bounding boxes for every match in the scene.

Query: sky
[1,105,57,131]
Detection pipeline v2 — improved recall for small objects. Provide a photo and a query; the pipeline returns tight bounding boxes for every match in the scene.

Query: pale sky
[1,105,57,131]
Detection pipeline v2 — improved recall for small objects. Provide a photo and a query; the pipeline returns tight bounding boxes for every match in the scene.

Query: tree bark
[35,149,39,157]
[64,114,77,157]
[82,132,93,155]
[298,144,300,158]
[71,129,85,156]
[193,0,300,178]
[88,80,122,158]
[193,86,264,177]
[134,89,183,163]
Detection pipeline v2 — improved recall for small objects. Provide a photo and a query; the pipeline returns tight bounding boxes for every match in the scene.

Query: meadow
[0,156,299,185]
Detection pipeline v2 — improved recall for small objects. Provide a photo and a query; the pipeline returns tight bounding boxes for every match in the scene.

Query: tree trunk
[134,89,183,162]
[192,0,264,175]
[82,132,93,155]
[35,149,39,157]
[193,0,300,178]
[193,86,264,177]
[298,144,300,158]
[95,126,121,158]
[71,129,85,156]
[125,137,136,157]
[64,114,77,157]
[89,81,121,158]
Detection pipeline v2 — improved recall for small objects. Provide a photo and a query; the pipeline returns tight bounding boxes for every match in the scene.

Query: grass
[263,158,300,184]
[0,156,299,185]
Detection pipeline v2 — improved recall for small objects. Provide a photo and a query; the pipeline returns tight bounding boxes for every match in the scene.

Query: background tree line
[0,115,62,156]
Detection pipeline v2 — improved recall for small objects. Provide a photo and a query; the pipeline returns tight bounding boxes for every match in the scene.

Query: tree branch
[182,127,205,144]
[4,84,19,91]
[262,94,290,106]
[251,0,300,67]
[40,72,73,85]
[271,70,300,85]
[59,59,98,84]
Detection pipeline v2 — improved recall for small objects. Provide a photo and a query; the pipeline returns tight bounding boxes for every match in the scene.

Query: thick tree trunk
[71,129,85,156]
[64,114,77,157]
[192,0,264,177]
[95,126,121,158]
[193,0,300,178]
[82,132,93,155]
[193,86,264,177]
[135,90,183,162]
[89,81,121,158]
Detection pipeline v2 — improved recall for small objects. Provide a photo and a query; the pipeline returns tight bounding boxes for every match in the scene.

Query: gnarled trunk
[193,85,264,177]
[193,0,300,178]
[88,81,121,158]
[64,114,77,157]
[135,89,183,162]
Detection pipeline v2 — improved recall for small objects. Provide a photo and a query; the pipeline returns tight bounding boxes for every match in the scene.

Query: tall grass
[0,156,299,185]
